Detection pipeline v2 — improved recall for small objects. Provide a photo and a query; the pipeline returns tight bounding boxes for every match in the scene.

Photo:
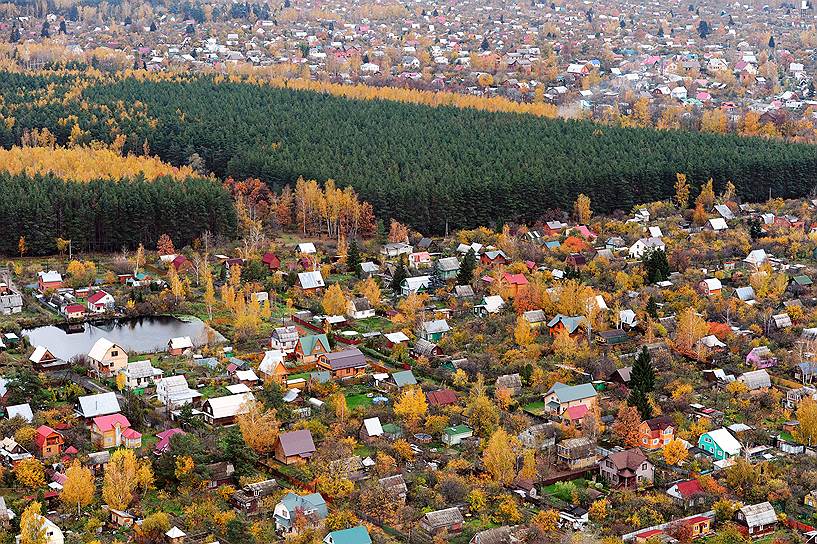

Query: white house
[298,271,325,291]
[156,375,201,409]
[87,290,115,313]
[629,237,665,258]
[17,515,63,544]
[347,297,376,319]
[88,338,128,378]
[120,360,163,390]
[270,326,299,353]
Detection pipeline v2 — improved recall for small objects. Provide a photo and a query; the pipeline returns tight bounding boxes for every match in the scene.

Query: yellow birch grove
[61,459,95,515]
[102,449,139,510]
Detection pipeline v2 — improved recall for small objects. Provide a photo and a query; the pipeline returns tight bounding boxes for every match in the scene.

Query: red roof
[564,404,589,420]
[87,291,110,304]
[503,272,529,286]
[65,304,85,313]
[92,413,132,432]
[155,428,185,453]
[674,479,705,498]
[171,255,187,269]
[262,252,281,268]
[34,425,60,446]
[686,516,711,525]
[426,389,458,406]
[637,530,664,539]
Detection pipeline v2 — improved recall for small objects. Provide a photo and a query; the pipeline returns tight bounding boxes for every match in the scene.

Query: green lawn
[523,400,546,415]
[346,393,373,409]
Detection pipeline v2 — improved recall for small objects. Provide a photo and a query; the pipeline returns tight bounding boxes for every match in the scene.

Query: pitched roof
[299,334,329,355]
[546,382,597,403]
[704,427,742,455]
[298,270,325,289]
[321,348,367,370]
[324,526,371,544]
[92,413,132,432]
[278,429,316,457]
[391,370,417,387]
[426,388,458,406]
[739,502,777,528]
[605,448,648,471]
[422,507,464,529]
[78,392,121,418]
[88,337,119,362]
[203,392,254,418]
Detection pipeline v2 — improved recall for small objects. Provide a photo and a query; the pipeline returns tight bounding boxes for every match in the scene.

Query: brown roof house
[557,437,598,470]
[598,448,654,489]
[231,478,278,515]
[274,429,316,465]
[316,348,368,380]
[420,507,464,536]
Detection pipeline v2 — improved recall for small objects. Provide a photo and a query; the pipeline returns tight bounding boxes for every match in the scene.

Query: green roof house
[442,424,473,446]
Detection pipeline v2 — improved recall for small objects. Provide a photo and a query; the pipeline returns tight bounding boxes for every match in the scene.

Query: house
[805,489,817,508]
[426,388,458,407]
[297,242,316,255]
[295,334,330,364]
[735,502,777,537]
[91,414,141,449]
[120,360,163,390]
[480,250,508,267]
[87,338,127,378]
[796,362,817,385]
[234,369,260,388]
[359,417,383,442]
[29,346,66,371]
[231,479,279,515]
[559,506,589,531]
[261,252,281,271]
[6,404,33,422]
[17,514,63,544]
[413,338,442,358]
[409,251,432,269]
[316,348,368,379]
[86,290,115,313]
[0,496,14,527]
[666,479,707,509]
[597,329,629,346]
[420,507,464,535]
[274,429,316,465]
[34,425,63,458]
[495,373,523,396]
[63,304,85,319]
[518,423,557,450]
[442,425,473,446]
[77,392,121,419]
[384,332,410,349]
[502,273,529,297]
[154,428,185,455]
[347,297,375,319]
[598,448,654,488]
[358,262,379,277]
[420,319,450,342]
[698,427,742,460]
[738,369,771,391]
[270,326,299,354]
[323,526,372,544]
[0,286,21,315]
[734,286,757,304]
[400,276,430,296]
[167,336,194,356]
[37,271,63,292]
[380,242,412,257]
[298,271,325,292]
[547,315,587,337]
[708,218,728,231]
[379,474,408,503]
[523,310,547,328]
[639,416,674,450]
[437,257,460,279]
[0,437,30,465]
[746,347,777,369]
[629,237,665,259]
[474,295,505,316]
[771,313,792,330]
[156,375,201,409]
[557,437,598,469]
[744,249,769,269]
[203,461,235,489]
[258,350,288,384]
[200,392,254,425]
[165,527,185,544]
[699,278,722,296]
[387,370,417,389]
[273,492,328,532]
[544,382,597,415]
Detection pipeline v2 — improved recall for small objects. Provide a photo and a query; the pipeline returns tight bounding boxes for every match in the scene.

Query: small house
[231,479,278,515]
[420,319,450,342]
[316,348,368,379]
[120,360,163,390]
[298,271,326,292]
[37,271,63,292]
[270,326,299,354]
[273,492,328,532]
[557,437,598,469]
[167,336,194,356]
[737,369,771,391]
[348,297,375,319]
[639,416,674,450]
[544,382,597,415]
[29,346,66,371]
[295,334,330,364]
[480,250,509,267]
[201,393,254,426]
[734,502,777,537]
[274,429,316,465]
[77,392,121,419]
[86,290,115,313]
[698,427,741,460]
[323,526,372,544]
[359,417,383,442]
[420,507,464,535]
[437,257,460,279]
[90,414,141,449]
[598,448,654,489]
[442,425,473,446]
[258,350,288,384]
[34,425,63,458]
[88,338,127,378]
[666,479,706,508]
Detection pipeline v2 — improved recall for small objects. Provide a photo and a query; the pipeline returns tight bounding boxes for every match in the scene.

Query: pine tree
[391,258,408,293]
[429,258,443,291]
[457,248,476,285]
[631,347,655,394]
[646,296,658,318]
[645,249,670,283]
[628,387,652,420]
[348,239,361,276]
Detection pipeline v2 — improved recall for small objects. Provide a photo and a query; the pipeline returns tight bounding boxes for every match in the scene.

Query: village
[0,178,816,544]
[7,0,817,139]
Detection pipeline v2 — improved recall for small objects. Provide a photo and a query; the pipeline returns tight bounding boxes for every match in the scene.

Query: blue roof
[547,314,586,334]
[546,382,597,403]
[325,526,372,544]
[392,370,417,387]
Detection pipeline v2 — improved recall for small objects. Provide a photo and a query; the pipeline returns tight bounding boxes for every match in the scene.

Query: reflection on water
[23,315,224,360]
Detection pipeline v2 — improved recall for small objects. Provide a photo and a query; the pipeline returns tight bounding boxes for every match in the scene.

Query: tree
[697,178,716,209]
[464,393,500,437]
[61,460,94,515]
[134,243,145,275]
[15,458,45,489]
[394,386,428,429]
[663,439,689,465]
[628,387,652,420]
[357,277,381,307]
[644,248,670,283]
[795,398,817,446]
[574,193,592,224]
[675,173,690,209]
[630,347,655,394]
[157,233,175,255]
[19,502,46,544]
[531,509,560,537]
[391,258,408,293]
[236,400,279,454]
[676,307,708,353]
[697,19,710,38]
[482,428,519,485]
[612,403,642,447]
[347,239,361,274]
[18,236,26,258]
[102,449,139,510]
[457,248,477,285]
[514,315,534,346]
[322,284,347,315]
[388,219,409,243]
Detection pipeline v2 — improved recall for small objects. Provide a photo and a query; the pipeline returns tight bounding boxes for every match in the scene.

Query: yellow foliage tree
[322,284,347,315]
[514,315,534,347]
[574,193,593,224]
[102,448,138,510]
[482,428,520,485]
[393,386,428,430]
[236,400,280,454]
[15,458,45,489]
[795,398,817,446]
[19,502,46,544]
[61,460,95,515]
[675,173,690,209]
[663,439,689,466]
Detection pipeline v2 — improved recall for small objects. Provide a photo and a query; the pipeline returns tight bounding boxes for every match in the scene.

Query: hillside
[1,71,815,232]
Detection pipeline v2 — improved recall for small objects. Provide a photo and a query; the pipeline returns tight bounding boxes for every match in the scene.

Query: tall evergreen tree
[391,258,408,293]
[645,249,670,283]
[628,387,652,420]
[630,347,656,394]
[457,248,476,285]
[348,239,361,275]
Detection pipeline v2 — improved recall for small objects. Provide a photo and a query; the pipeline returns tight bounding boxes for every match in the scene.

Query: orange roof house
[34,425,63,458]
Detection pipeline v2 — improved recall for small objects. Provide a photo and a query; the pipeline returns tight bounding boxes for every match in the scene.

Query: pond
[23,315,224,360]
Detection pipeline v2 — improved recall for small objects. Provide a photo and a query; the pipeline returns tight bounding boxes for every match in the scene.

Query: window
[112,350,118,356]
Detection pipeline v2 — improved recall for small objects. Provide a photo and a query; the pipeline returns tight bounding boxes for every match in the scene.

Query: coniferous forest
[0,173,237,255]
[2,70,817,233]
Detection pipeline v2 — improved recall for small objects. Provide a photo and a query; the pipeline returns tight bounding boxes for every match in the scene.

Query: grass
[346,393,373,409]
[523,400,546,415]
[543,478,588,501]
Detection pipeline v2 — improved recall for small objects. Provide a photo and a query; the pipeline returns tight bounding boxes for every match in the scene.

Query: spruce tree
[628,387,652,420]
[457,248,476,285]
[348,239,361,276]
[631,347,655,394]
[646,296,658,318]
[391,258,408,293]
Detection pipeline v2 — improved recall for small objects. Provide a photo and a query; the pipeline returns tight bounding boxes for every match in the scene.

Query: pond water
[23,315,224,360]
